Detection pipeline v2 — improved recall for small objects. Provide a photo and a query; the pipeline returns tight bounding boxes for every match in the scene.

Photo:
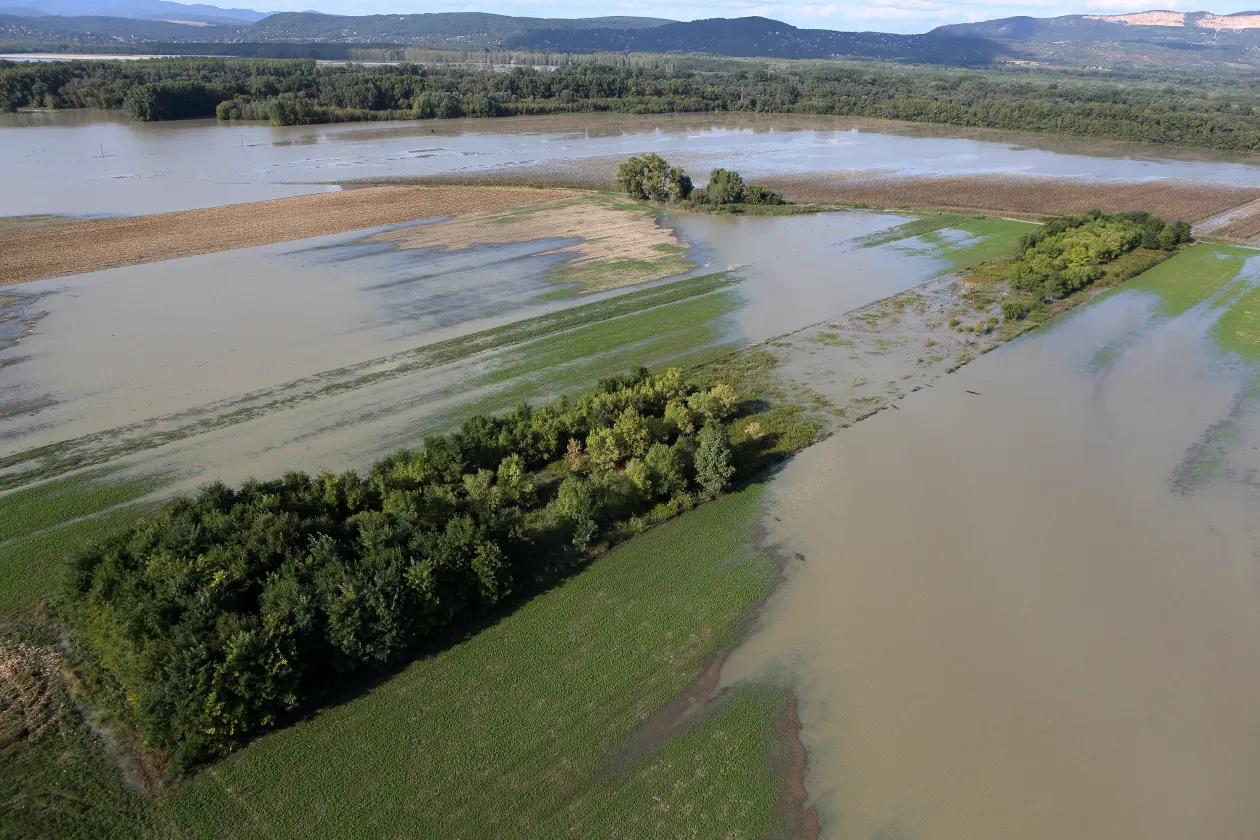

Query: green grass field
[851,213,968,250]
[0,471,162,615]
[161,484,786,840]
[1125,243,1255,318]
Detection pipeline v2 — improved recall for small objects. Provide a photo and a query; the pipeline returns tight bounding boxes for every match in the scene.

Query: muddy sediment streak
[721,297,1260,839]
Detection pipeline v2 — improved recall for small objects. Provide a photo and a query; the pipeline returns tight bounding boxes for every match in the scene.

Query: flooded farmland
[6,111,1260,216]
[6,105,1260,839]
[0,202,1004,493]
[723,244,1260,840]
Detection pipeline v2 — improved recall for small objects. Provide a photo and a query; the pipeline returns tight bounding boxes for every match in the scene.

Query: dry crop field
[0,186,578,285]
[758,173,1260,223]
[363,163,1260,228]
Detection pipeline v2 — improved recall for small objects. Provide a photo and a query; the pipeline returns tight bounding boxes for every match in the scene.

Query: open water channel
[4,111,1260,838]
[6,110,1260,215]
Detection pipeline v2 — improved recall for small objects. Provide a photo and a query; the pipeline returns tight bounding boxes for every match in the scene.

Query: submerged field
[722,241,1260,840]
[4,186,1256,839]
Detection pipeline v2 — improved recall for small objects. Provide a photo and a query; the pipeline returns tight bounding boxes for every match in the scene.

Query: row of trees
[616,154,783,209]
[6,57,1260,148]
[1003,209,1191,313]
[63,368,774,769]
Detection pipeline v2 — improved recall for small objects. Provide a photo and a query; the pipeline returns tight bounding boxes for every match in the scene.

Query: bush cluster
[1006,209,1191,303]
[63,368,767,768]
[616,154,783,210]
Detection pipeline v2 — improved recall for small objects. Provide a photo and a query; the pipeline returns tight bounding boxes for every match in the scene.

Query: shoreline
[7,175,1259,286]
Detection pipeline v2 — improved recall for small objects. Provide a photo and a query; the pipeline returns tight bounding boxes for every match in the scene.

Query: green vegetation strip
[0,507,149,616]
[850,213,968,249]
[1214,282,1260,360]
[896,217,1037,267]
[0,272,738,491]
[0,471,161,544]
[1126,243,1255,318]
[0,621,155,840]
[163,485,781,840]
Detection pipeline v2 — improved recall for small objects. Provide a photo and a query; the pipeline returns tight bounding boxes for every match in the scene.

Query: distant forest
[5,57,1260,151]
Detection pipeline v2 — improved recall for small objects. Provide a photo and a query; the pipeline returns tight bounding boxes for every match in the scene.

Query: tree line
[6,57,1260,149]
[63,367,795,770]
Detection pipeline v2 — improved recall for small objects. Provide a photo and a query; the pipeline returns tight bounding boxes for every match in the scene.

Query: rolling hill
[235,12,673,44]
[0,0,270,25]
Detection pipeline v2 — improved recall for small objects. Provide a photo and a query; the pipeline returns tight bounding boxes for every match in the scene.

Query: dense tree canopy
[1008,209,1191,300]
[6,56,1260,149]
[63,367,770,769]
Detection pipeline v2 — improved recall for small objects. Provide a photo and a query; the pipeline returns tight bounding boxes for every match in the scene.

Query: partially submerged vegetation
[368,193,694,293]
[0,172,1225,837]
[617,153,785,214]
[975,209,1192,324]
[62,366,817,770]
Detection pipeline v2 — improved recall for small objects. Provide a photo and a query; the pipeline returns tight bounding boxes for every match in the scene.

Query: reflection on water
[0,209,945,490]
[6,111,1260,216]
[0,226,581,448]
[670,211,948,341]
[723,286,1260,840]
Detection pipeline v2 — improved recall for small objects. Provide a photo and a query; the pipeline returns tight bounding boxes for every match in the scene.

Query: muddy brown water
[723,286,1260,839]
[0,209,955,490]
[7,111,1260,216]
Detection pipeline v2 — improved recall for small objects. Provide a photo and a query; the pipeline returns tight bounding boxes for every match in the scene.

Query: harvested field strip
[0,186,579,285]
[756,174,1260,223]
[0,214,77,234]
[370,194,694,293]
[0,273,739,490]
[165,485,785,839]
[1204,197,1260,242]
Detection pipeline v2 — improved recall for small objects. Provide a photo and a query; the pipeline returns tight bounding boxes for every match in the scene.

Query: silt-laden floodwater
[6,111,1260,216]
[723,265,1260,839]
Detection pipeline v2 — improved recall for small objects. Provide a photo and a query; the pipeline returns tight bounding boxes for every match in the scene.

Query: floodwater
[723,262,1260,839]
[670,211,949,341]
[0,208,961,488]
[6,111,1260,216]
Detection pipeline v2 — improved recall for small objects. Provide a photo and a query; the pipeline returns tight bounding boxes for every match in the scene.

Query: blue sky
[255,1,1260,34]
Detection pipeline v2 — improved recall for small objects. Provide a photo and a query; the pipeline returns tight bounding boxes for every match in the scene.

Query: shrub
[744,184,784,205]
[694,422,736,496]
[616,153,693,202]
[706,168,746,204]
[1000,299,1027,321]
